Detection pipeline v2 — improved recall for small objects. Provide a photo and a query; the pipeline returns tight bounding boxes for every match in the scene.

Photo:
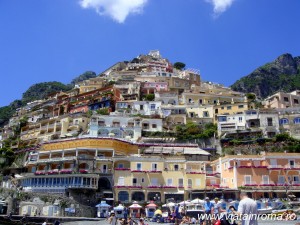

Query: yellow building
[113,146,210,203]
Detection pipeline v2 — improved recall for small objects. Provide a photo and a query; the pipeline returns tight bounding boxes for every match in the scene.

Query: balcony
[259,181,275,187]
[114,168,130,171]
[34,170,46,175]
[79,169,88,174]
[268,165,284,170]
[186,170,205,174]
[131,170,147,173]
[292,181,300,186]
[284,165,300,170]
[243,181,258,187]
[147,170,162,173]
[47,169,59,175]
[206,171,220,176]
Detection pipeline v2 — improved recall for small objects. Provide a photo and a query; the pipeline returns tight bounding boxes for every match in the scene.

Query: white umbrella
[191,198,205,204]
[179,200,191,206]
[162,202,176,207]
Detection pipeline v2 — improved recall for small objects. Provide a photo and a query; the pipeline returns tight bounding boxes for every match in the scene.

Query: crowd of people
[107,192,300,225]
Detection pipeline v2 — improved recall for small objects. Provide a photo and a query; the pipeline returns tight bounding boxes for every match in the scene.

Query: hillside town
[1,50,300,219]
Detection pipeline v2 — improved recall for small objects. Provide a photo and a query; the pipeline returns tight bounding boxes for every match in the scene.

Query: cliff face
[231,53,300,99]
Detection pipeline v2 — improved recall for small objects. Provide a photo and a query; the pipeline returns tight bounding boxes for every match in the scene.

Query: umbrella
[146,202,157,208]
[129,201,142,209]
[95,201,111,207]
[162,202,176,207]
[191,198,205,204]
[179,200,191,206]
[154,209,162,215]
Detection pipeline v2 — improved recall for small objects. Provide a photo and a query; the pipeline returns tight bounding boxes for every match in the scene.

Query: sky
[1,0,300,107]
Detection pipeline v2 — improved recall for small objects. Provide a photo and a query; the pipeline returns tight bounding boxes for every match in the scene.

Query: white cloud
[79,0,148,23]
[206,0,235,15]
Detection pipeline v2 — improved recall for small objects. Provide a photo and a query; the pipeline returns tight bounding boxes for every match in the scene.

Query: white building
[115,101,162,116]
[88,115,163,141]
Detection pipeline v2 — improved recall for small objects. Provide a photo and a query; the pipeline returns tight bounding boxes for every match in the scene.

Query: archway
[118,191,129,203]
[98,177,112,191]
[132,191,145,202]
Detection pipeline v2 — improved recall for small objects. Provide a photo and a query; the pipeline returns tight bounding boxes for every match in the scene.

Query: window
[178,178,184,187]
[152,163,158,171]
[151,178,158,186]
[150,104,156,110]
[188,179,192,187]
[279,118,289,125]
[284,97,289,102]
[117,163,124,169]
[267,118,273,126]
[238,117,243,122]
[136,163,142,171]
[167,178,173,186]
[199,99,203,104]
[221,107,224,110]
[289,160,295,168]
[262,175,269,184]
[294,117,300,124]
[132,178,137,185]
[174,165,179,171]
[293,176,300,184]
[196,179,201,187]
[203,111,209,117]
[294,99,299,104]
[278,176,285,184]
[227,106,232,110]
[270,159,277,166]
[244,175,252,185]
[141,178,145,183]
[118,177,125,185]
[238,105,244,109]
[211,179,216,185]
[152,124,157,128]
[140,105,143,110]
[218,116,227,122]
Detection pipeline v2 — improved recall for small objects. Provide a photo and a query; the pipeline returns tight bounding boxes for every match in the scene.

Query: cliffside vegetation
[231,53,300,99]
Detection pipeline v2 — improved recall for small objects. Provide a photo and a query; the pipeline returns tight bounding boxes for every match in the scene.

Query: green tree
[96,108,109,115]
[173,62,186,71]
[144,94,155,101]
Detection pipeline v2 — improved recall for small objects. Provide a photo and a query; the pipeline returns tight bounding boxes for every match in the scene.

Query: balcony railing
[186,170,206,174]
[268,165,284,170]
[243,181,257,186]
[284,165,300,170]
[206,171,220,176]
[260,181,275,186]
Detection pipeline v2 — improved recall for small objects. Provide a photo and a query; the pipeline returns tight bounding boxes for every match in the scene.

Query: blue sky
[1,0,300,107]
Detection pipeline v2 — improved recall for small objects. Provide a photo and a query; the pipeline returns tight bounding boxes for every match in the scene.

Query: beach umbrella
[191,198,205,204]
[179,200,191,206]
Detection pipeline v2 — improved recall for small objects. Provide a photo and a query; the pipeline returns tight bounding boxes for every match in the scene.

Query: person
[108,211,118,225]
[124,207,128,220]
[138,218,145,225]
[204,197,214,225]
[42,221,47,225]
[190,216,197,224]
[175,203,181,225]
[127,217,137,225]
[54,220,60,225]
[227,206,238,225]
[213,197,225,219]
[236,192,258,225]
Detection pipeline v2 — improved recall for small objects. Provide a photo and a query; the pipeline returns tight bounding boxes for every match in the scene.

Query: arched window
[279,118,289,125]
[132,191,145,201]
[294,117,300,124]
[118,191,129,202]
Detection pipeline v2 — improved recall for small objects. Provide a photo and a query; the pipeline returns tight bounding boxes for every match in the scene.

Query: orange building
[211,153,300,199]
